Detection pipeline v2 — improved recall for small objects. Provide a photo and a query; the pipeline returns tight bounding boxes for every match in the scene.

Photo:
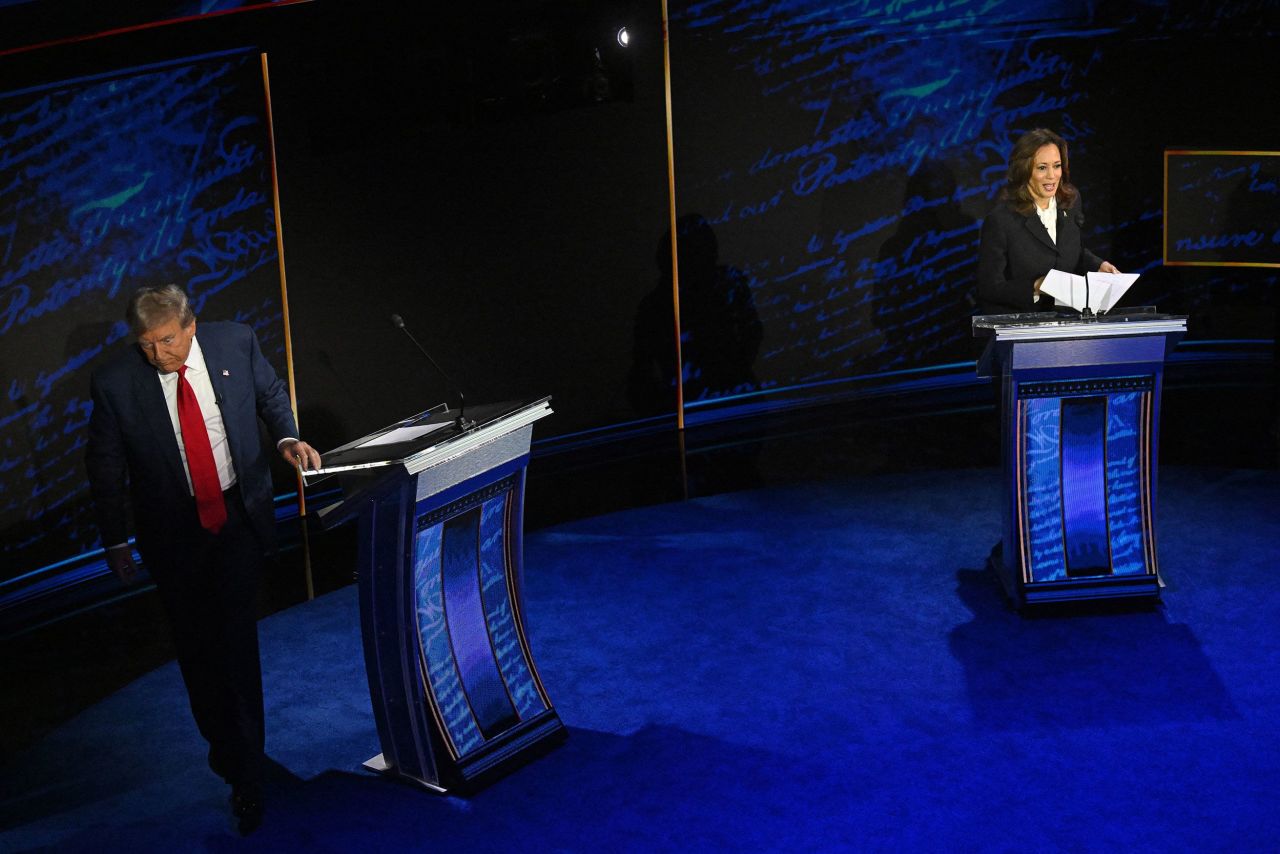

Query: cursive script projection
[665,1,1270,407]
[0,53,287,584]
[1166,154,1280,266]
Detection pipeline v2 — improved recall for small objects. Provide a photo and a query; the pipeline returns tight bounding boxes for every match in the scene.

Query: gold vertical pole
[261,52,314,601]
[661,0,690,500]
[661,0,685,433]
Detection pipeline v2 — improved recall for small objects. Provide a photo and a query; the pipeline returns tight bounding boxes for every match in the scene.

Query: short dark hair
[999,128,1078,215]
[126,284,195,336]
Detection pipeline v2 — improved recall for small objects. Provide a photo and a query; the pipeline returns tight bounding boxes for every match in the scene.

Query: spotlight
[616,26,630,47]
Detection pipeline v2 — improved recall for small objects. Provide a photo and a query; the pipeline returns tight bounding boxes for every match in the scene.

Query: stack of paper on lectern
[1039,269,1140,313]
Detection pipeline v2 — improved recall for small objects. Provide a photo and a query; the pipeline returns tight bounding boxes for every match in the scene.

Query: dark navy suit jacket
[86,321,298,561]
[976,195,1104,315]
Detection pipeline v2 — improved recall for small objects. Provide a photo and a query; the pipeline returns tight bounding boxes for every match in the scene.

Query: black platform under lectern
[974,312,1187,606]
[307,398,565,793]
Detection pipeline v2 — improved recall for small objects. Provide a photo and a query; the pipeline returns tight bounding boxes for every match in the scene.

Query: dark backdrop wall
[0,0,675,590]
[0,0,1276,591]
[664,0,1280,416]
[0,49,290,584]
[266,1,672,448]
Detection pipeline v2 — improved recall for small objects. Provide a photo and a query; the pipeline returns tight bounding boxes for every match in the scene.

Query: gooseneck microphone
[390,313,476,431]
[1081,275,1095,320]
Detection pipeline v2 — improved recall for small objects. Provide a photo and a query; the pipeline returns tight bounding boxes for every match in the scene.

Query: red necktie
[177,365,227,534]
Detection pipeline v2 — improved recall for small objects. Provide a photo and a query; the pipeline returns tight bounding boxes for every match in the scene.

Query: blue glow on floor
[1,466,1277,850]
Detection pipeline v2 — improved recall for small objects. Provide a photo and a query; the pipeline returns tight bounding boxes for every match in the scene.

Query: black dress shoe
[230,783,265,836]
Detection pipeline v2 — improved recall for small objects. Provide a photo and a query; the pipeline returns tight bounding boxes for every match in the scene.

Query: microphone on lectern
[390,313,475,431]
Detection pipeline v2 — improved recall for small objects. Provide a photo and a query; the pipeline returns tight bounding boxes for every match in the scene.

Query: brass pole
[660,0,685,433]
[661,1,690,500]
[261,52,314,601]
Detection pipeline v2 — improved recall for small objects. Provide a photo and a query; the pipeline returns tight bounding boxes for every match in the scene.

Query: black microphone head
[390,314,405,329]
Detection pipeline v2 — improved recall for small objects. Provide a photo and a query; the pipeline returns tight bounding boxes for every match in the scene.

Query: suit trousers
[147,484,266,788]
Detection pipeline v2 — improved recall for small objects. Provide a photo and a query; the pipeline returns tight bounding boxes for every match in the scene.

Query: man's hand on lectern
[280,439,323,472]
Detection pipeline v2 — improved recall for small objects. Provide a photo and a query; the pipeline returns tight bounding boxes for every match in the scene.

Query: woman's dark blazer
[976,195,1103,315]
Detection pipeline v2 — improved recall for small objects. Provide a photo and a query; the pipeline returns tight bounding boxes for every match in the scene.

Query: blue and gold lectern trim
[1015,377,1157,585]
[413,521,485,760]
[1141,391,1160,581]
[410,476,556,763]
[482,496,552,719]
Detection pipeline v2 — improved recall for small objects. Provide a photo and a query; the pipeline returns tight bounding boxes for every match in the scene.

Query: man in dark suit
[85,284,321,834]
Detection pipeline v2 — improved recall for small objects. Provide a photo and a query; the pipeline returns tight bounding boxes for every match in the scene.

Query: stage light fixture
[616,26,630,47]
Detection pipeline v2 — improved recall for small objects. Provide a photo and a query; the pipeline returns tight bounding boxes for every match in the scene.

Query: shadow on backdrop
[873,160,978,371]
[627,213,763,417]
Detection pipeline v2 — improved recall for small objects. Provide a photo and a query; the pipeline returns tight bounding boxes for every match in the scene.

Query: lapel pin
[222,370,230,376]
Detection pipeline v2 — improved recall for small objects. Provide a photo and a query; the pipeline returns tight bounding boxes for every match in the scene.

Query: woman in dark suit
[977,128,1119,314]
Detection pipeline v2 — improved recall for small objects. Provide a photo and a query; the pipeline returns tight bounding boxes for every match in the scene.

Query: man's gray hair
[126,284,195,335]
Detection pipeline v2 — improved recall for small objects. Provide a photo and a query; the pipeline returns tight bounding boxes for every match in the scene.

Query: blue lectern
[974,313,1187,606]
[309,398,565,792]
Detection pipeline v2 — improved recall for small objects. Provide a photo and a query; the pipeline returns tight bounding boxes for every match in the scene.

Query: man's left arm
[246,328,323,471]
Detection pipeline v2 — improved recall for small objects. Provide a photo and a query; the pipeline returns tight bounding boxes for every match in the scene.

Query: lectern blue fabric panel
[1105,392,1147,577]
[1023,397,1067,582]
[1060,396,1110,577]
[479,495,549,720]
[413,522,485,757]
[1017,378,1155,588]
[411,484,556,765]
[443,508,521,739]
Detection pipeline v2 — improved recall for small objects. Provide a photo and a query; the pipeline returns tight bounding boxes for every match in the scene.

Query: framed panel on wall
[1164,150,1280,269]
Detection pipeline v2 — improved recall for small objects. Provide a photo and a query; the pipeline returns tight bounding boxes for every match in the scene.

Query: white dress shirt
[1032,197,1058,303]
[1037,196,1058,245]
[157,336,237,494]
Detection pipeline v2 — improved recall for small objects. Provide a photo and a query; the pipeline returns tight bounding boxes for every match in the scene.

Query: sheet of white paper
[1087,272,1141,312]
[357,421,451,449]
[1039,269,1086,309]
[1091,280,1113,312]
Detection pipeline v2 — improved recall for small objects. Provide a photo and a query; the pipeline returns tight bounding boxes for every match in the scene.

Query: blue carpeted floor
[2,466,1278,852]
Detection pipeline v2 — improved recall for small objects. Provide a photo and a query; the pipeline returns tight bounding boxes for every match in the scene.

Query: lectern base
[362,709,567,795]
[363,754,449,794]
[987,546,1161,608]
